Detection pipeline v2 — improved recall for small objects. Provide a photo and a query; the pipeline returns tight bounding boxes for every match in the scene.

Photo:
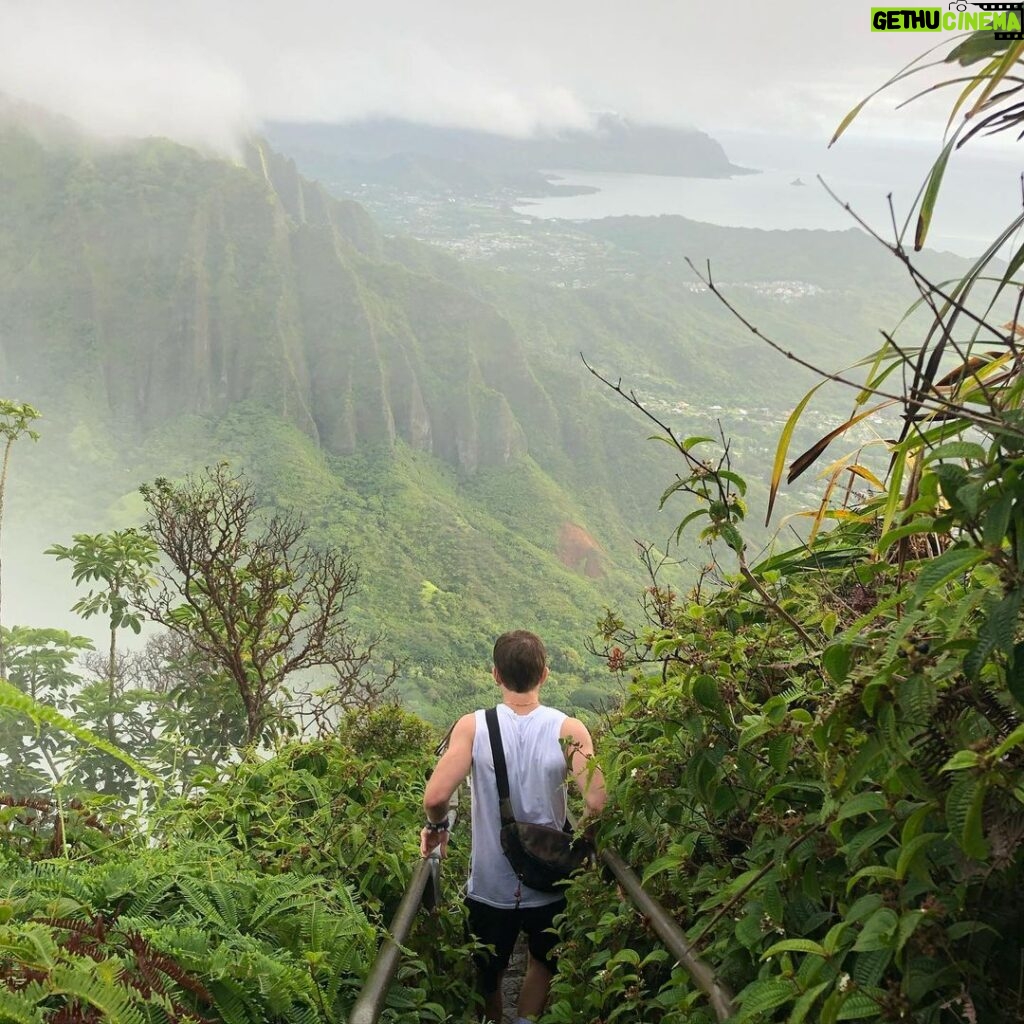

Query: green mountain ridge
[3,128,555,475]
[0,117,675,714]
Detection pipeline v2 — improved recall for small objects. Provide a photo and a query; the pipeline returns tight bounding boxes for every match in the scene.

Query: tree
[136,464,390,746]
[46,530,159,795]
[0,401,40,680]
[131,631,250,769]
[0,626,93,793]
[47,530,159,743]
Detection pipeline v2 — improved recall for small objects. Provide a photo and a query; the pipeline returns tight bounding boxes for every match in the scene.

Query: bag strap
[484,707,517,828]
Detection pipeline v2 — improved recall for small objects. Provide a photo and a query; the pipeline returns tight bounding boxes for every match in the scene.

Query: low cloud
[0,0,961,155]
[0,3,254,153]
[0,1,595,153]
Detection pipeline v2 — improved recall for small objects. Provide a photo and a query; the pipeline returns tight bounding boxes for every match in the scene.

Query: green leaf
[682,435,716,451]
[718,469,748,496]
[659,478,688,510]
[836,992,884,1020]
[607,947,641,967]
[672,508,709,541]
[736,910,765,949]
[767,383,826,525]
[835,792,887,822]
[737,979,795,1020]
[788,982,830,1024]
[926,440,988,463]
[823,644,852,684]
[852,907,898,952]
[768,733,794,774]
[911,547,984,606]
[720,522,744,554]
[962,778,989,860]
[895,910,925,953]
[983,493,1014,549]
[965,588,1024,679]
[946,920,998,941]
[955,481,984,518]
[852,948,891,988]
[641,853,685,885]
[762,939,828,959]
[739,717,772,748]
[691,675,722,711]
[876,518,940,556]
[845,894,883,925]
[941,750,980,772]
[841,819,895,864]
[846,866,899,894]
[880,443,907,540]
[915,137,956,250]
[895,833,943,880]
[947,32,1006,65]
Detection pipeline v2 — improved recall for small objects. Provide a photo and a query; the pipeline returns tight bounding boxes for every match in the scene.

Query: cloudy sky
[0,0,968,152]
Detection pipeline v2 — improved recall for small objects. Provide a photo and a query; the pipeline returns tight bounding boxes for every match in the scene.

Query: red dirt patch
[557,522,605,578]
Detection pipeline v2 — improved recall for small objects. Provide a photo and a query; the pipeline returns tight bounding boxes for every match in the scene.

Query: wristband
[424,818,450,833]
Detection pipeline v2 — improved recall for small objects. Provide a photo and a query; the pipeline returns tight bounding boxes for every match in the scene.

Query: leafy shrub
[549,421,1024,1021]
[0,723,475,1022]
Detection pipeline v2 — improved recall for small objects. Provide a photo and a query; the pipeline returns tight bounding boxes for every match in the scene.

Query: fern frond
[174,878,228,932]
[207,983,253,1024]
[207,882,242,934]
[249,876,319,934]
[39,962,148,1024]
[977,686,1021,739]
[0,923,60,970]
[0,987,44,1024]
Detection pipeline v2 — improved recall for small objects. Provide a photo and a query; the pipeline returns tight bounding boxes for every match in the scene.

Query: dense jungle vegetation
[2,27,1024,1024]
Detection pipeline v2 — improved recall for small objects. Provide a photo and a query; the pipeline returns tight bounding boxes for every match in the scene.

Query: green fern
[0,923,59,970]
[0,988,44,1024]
[21,962,147,1024]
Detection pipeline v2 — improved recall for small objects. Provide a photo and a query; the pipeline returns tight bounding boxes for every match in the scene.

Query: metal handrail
[349,850,443,1024]
[598,846,736,1022]
[349,783,459,1024]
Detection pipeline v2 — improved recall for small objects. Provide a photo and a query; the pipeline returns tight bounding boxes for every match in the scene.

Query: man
[421,630,606,1024]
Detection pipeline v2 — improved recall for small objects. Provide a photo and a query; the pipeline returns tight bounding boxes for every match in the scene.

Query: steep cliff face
[0,126,549,476]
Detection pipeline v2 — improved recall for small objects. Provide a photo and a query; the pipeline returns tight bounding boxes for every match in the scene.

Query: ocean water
[515,131,1024,259]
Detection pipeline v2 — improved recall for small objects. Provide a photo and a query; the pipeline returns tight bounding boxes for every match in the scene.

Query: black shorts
[465,896,567,994]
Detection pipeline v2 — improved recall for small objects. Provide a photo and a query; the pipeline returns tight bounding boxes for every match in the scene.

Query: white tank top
[467,703,568,908]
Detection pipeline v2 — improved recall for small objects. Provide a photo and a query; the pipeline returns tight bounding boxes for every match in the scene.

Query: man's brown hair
[493,630,547,693]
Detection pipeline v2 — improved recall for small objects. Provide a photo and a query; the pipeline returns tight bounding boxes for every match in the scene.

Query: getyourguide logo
[871,2,1024,36]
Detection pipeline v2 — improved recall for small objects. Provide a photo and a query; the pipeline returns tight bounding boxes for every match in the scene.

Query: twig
[684,259,1006,433]
[691,823,820,951]
[737,552,816,650]
[818,175,1018,347]
[581,355,704,472]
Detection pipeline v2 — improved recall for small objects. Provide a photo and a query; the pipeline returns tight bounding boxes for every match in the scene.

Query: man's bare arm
[421,712,475,856]
[561,716,606,818]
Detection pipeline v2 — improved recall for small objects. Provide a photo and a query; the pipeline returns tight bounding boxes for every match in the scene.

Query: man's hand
[420,827,450,858]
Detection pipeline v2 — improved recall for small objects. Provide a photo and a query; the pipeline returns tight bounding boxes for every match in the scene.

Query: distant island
[265,114,754,197]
